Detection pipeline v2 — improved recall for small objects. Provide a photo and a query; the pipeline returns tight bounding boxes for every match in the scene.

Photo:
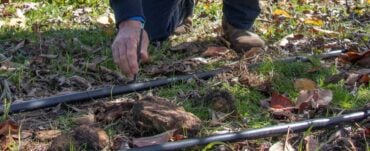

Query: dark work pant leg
[223,0,261,30]
[142,0,195,41]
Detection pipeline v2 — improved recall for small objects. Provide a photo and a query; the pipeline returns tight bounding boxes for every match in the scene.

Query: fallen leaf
[35,130,62,141]
[355,69,370,75]
[96,13,114,25]
[324,72,348,84]
[0,120,19,135]
[1,0,10,4]
[270,92,294,109]
[273,9,292,18]
[172,134,185,141]
[359,74,369,84]
[132,96,201,133]
[269,141,295,151]
[294,78,317,91]
[72,113,95,125]
[296,89,333,110]
[339,50,370,67]
[69,75,92,90]
[170,42,201,53]
[132,130,176,147]
[304,18,324,26]
[311,27,339,36]
[345,73,361,86]
[277,34,306,47]
[0,120,19,150]
[243,47,263,59]
[202,46,229,57]
[9,17,26,28]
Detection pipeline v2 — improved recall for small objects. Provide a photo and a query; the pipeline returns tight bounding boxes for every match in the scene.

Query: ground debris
[48,125,109,151]
[132,96,201,133]
[73,125,109,150]
[94,96,202,136]
[48,133,77,151]
[204,89,236,114]
[132,129,176,147]
[216,63,271,93]
[35,129,61,142]
[143,58,205,76]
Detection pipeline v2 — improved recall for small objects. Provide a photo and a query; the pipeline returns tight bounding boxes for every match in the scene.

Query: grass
[1,0,369,150]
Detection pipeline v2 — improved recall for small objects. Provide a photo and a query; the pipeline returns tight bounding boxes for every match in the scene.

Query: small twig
[284,127,291,151]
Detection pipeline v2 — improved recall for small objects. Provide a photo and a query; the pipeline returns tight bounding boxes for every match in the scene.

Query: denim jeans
[142,0,260,41]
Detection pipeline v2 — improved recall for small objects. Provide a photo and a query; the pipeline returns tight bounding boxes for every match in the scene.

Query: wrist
[118,20,142,30]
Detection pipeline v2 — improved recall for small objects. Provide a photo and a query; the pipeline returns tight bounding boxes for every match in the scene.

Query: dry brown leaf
[35,130,62,141]
[1,0,10,4]
[311,27,339,36]
[72,113,95,125]
[202,46,229,57]
[277,34,306,47]
[294,78,317,91]
[359,74,369,84]
[296,89,333,110]
[243,47,263,59]
[345,73,361,86]
[132,130,176,147]
[339,50,370,67]
[0,120,19,135]
[0,120,19,150]
[270,92,294,109]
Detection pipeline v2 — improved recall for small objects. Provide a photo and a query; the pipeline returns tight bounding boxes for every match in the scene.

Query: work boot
[222,19,265,52]
[174,16,192,35]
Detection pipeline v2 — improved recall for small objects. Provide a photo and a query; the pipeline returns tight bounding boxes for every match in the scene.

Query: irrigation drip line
[0,50,343,114]
[125,109,370,151]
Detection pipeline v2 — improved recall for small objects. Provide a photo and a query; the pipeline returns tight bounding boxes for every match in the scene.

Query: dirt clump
[204,89,236,114]
[73,125,110,150]
[48,125,109,151]
[132,96,202,133]
[48,134,77,151]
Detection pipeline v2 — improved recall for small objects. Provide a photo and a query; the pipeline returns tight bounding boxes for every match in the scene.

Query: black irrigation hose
[0,68,226,114]
[0,50,343,114]
[126,109,370,151]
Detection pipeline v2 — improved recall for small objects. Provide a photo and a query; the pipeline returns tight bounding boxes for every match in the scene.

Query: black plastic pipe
[126,109,369,151]
[0,50,343,114]
[0,68,226,114]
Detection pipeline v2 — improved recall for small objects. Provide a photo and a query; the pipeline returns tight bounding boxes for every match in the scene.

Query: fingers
[118,43,133,79]
[125,40,138,75]
[140,31,150,63]
[112,28,150,80]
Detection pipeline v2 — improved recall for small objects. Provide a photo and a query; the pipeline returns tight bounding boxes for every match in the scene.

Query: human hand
[111,20,149,79]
